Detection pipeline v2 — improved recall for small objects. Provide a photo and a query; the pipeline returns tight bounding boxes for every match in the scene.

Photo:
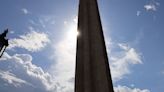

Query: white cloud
[137,11,141,16]
[8,30,50,52]
[108,43,142,81]
[144,1,159,12]
[144,4,156,11]
[114,85,150,92]
[0,16,77,92]
[118,43,129,50]
[0,52,59,92]
[21,8,29,15]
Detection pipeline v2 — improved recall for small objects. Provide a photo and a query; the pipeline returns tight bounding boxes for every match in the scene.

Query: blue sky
[0,0,163,92]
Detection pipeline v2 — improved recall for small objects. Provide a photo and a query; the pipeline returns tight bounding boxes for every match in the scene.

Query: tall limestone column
[75,0,114,92]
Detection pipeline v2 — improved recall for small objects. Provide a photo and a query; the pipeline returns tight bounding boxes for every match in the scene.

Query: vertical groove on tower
[75,0,114,92]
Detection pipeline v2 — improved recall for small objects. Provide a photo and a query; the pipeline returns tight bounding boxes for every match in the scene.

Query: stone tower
[75,0,114,92]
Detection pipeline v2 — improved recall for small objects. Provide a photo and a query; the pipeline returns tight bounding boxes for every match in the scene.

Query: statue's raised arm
[0,29,8,38]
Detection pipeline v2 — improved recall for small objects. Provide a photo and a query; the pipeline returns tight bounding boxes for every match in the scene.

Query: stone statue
[0,29,9,58]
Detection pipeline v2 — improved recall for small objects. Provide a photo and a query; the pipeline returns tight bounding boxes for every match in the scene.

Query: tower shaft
[75,0,114,92]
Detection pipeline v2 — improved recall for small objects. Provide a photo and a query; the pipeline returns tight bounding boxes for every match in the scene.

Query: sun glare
[76,30,79,37]
[67,22,79,39]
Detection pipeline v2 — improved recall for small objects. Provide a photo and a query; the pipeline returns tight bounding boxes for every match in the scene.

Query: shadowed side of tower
[75,0,114,92]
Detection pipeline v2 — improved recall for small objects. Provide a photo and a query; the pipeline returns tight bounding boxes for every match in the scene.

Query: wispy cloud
[0,70,31,87]
[21,8,29,15]
[64,16,77,25]
[144,1,160,12]
[118,43,129,50]
[39,16,56,27]
[114,85,150,92]
[28,16,56,31]
[8,29,50,52]
[144,4,156,11]
[137,11,141,16]
[107,42,142,81]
